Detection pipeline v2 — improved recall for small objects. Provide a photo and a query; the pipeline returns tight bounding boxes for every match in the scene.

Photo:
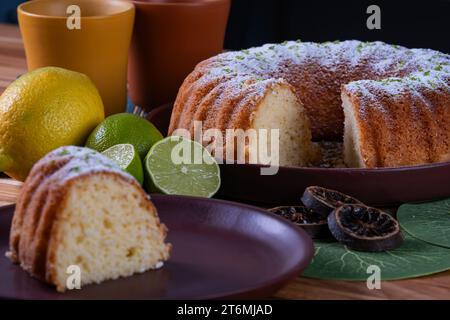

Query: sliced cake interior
[342,91,365,168]
[250,82,318,167]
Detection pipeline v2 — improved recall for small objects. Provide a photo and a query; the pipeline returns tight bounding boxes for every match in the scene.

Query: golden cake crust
[9,157,70,263]
[342,71,450,167]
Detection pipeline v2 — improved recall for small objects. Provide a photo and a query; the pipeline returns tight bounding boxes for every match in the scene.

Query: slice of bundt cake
[7,146,171,292]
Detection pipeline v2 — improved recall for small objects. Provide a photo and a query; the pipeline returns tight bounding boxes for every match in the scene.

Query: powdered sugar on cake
[205,40,450,100]
[177,40,449,140]
[43,146,137,184]
[170,40,450,168]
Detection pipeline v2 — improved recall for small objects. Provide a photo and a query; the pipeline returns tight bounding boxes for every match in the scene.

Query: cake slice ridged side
[17,167,69,277]
[9,157,70,263]
[25,173,70,280]
[13,149,95,276]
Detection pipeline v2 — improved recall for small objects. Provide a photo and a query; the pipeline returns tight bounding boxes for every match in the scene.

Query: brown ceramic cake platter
[0,195,313,300]
[147,103,450,207]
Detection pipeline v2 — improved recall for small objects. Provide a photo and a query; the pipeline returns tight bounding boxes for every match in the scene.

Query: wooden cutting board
[0,178,21,206]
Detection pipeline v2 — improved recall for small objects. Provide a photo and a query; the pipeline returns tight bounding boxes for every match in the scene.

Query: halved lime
[102,143,144,185]
[144,136,221,198]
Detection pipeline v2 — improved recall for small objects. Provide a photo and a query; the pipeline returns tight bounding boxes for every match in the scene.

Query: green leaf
[397,199,450,248]
[302,233,450,281]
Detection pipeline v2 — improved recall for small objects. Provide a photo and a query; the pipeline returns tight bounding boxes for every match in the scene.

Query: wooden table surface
[0,23,449,300]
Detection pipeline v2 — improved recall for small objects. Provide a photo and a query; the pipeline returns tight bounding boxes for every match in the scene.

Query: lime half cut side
[144,136,221,198]
[102,143,144,185]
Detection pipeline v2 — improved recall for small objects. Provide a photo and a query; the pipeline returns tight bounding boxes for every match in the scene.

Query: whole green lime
[86,113,163,160]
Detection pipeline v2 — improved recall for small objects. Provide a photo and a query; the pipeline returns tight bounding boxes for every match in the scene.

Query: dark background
[225,0,450,53]
[1,0,449,52]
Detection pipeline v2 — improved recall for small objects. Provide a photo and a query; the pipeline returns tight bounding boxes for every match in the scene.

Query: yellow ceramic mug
[18,0,135,116]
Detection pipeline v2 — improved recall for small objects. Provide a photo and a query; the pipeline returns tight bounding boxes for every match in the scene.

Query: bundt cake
[169,40,450,168]
[7,146,171,292]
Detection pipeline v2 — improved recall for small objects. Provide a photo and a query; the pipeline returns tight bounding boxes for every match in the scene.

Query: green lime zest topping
[58,149,70,156]
[356,43,363,53]
[428,80,437,88]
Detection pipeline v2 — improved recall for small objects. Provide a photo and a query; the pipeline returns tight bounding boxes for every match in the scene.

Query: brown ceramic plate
[0,195,312,300]
[148,104,450,206]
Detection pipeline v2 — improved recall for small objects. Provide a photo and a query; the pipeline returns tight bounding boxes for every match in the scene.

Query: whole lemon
[0,67,105,181]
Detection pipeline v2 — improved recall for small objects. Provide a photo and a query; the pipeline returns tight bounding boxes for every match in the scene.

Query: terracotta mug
[128,0,231,111]
[18,0,135,116]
